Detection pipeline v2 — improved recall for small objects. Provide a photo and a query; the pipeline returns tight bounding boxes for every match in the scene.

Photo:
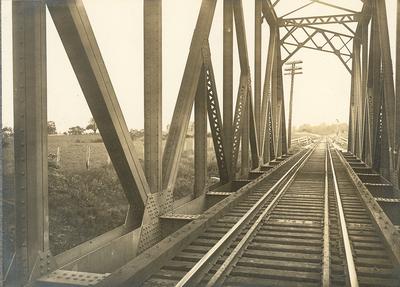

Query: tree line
[46,118,98,135]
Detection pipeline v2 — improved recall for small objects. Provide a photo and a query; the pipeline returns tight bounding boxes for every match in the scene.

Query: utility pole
[284,60,303,149]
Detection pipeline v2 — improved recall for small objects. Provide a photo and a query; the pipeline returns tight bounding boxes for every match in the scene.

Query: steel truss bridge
[2,0,400,286]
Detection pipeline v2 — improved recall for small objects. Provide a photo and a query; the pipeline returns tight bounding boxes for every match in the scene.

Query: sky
[1,0,398,133]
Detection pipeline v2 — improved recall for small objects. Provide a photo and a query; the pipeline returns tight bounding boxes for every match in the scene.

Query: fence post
[86,145,91,170]
[56,146,61,168]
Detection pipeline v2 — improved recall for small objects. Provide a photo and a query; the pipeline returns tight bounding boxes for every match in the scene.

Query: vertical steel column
[271,27,280,158]
[0,1,3,284]
[368,7,383,171]
[275,31,286,157]
[361,24,370,164]
[396,0,400,172]
[254,0,262,149]
[348,38,359,155]
[376,0,396,177]
[12,0,49,283]
[194,69,208,197]
[353,37,362,158]
[223,0,233,178]
[144,0,162,194]
[347,43,355,155]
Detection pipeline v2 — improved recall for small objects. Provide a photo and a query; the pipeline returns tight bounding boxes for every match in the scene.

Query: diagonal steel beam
[261,0,278,25]
[282,30,318,63]
[281,1,315,19]
[280,26,298,43]
[233,0,250,175]
[282,41,352,59]
[272,0,281,7]
[311,0,358,14]
[202,46,230,182]
[162,0,217,192]
[232,74,249,174]
[233,0,260,171]
[233,0,250,74]
[46,0,150,221]
[343,22,356,35]
[321,32,352,73]
[261,28,276,162]
[248,89,261,168]
[298,25,355,38]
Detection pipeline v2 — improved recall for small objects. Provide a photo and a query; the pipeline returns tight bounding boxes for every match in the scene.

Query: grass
[47,134,144,171]
[48,165,128,253]
[3,134,218,255]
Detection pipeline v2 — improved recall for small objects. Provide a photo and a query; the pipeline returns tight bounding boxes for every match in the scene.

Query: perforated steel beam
[202,48,230,182]
[279,14,359,26]
[233,0,259,173]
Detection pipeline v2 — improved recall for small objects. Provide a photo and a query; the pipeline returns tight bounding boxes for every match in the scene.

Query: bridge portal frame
[3,0,399,286]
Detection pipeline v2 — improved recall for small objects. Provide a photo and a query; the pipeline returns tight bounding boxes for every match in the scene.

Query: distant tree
[1,127,13,147]
[47,121,57,134]
[86,117,98,134]
[296,122,348,136]
[2,126,13,136]
[68,126,85,135]
[129,129,144,140]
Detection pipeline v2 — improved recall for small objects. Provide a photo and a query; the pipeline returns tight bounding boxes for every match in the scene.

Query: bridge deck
[52,142,399,287]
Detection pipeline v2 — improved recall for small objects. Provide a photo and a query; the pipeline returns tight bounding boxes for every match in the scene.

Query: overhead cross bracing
[276,0,364,71]
[1,0,400,286]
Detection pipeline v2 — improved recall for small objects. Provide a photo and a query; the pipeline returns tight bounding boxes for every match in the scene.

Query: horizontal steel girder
[279,13,360,27]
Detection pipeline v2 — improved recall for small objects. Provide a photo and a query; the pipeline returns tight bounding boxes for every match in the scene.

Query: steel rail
[328,145,359,287]
[175,145,317,287]
[205,143,317,286]
[322,141,331,287]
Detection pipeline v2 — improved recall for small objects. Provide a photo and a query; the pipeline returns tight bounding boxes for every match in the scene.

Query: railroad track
[139,142,399,287]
